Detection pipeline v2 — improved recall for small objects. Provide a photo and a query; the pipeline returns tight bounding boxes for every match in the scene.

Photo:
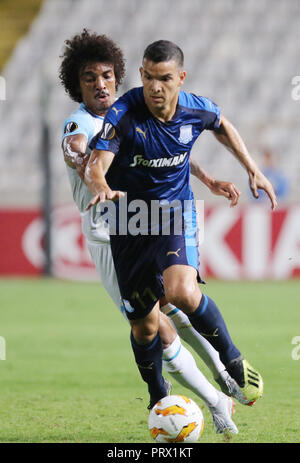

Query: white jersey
[62,103,110,244]
[62,103,126,317]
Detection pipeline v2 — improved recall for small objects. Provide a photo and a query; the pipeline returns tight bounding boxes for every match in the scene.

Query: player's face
[79,62,116,116]
[140,59,186,118]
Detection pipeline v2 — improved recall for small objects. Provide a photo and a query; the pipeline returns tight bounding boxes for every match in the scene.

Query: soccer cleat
[147,378,172,410]
[215,370,255,406]
[226,357,263,405]
[209,391,238,434]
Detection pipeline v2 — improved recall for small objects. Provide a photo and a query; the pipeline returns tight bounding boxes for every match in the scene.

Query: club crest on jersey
[179,125,193,144]
[64,121,78,134]
[100,122,115,140]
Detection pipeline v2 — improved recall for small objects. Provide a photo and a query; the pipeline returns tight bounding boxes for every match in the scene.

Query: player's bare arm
[62,134,89,181]
[190,158,240,207]
[84,148,125,208]
[213,115,277,210]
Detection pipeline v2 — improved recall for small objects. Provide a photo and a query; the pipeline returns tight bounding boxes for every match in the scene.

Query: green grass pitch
[0,277,299,443]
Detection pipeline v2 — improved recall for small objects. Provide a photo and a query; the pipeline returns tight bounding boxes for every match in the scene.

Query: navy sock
[130,331,166,404]
[188,294,241,366]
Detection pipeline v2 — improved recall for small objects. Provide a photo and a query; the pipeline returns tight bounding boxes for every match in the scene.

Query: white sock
[161,303,226,380]
[163,335,219,407]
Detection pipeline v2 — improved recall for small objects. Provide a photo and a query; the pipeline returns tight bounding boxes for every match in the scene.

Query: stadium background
[0,0,300,444]
[1,0,300,280]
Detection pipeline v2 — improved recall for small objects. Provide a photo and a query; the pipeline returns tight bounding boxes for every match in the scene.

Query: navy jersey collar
[140,91,182,124]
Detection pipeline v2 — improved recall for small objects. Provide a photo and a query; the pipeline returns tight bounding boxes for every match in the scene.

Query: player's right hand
[248,170,278,210]
[85,187,125,210]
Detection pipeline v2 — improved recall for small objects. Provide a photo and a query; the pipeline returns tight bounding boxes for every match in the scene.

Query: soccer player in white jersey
[59,30,246,434]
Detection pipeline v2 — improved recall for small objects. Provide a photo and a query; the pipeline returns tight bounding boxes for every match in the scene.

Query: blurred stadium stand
[0,0,43,71]
[0,0,299,208]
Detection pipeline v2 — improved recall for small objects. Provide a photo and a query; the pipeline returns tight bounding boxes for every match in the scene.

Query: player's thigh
[109,234,166,322]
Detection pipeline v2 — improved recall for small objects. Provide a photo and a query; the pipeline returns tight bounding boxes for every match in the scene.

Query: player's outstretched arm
[213,115,277,210]
[84,148,125,209]
[62,134,89,181]
[190,158,241,207]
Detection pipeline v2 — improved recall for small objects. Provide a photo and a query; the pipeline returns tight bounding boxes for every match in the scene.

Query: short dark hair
[59,29,126,103]
[143,40,184,67]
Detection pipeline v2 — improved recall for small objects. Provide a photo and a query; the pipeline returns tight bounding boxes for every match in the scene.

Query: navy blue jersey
[90,87,220,203]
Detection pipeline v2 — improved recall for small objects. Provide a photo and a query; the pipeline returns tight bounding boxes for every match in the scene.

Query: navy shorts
[110,223,202,320]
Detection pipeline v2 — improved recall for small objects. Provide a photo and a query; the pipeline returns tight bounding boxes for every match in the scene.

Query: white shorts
[87,241,128,321]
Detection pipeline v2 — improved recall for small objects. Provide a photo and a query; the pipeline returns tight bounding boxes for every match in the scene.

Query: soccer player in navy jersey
[60,32,253,433]
[86,40,277,408]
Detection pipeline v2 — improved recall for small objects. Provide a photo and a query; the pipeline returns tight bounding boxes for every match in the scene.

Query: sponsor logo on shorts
[166,248,181,257]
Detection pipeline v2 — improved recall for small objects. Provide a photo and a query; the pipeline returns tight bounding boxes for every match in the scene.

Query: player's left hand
[248,169,278,210]
[209,180,241,207]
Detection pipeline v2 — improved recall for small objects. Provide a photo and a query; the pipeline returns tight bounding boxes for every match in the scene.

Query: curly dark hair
[59,29,126,103]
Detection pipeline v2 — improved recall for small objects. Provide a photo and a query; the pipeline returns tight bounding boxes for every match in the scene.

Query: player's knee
[131,322,158,346]
[165,281,199,312]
